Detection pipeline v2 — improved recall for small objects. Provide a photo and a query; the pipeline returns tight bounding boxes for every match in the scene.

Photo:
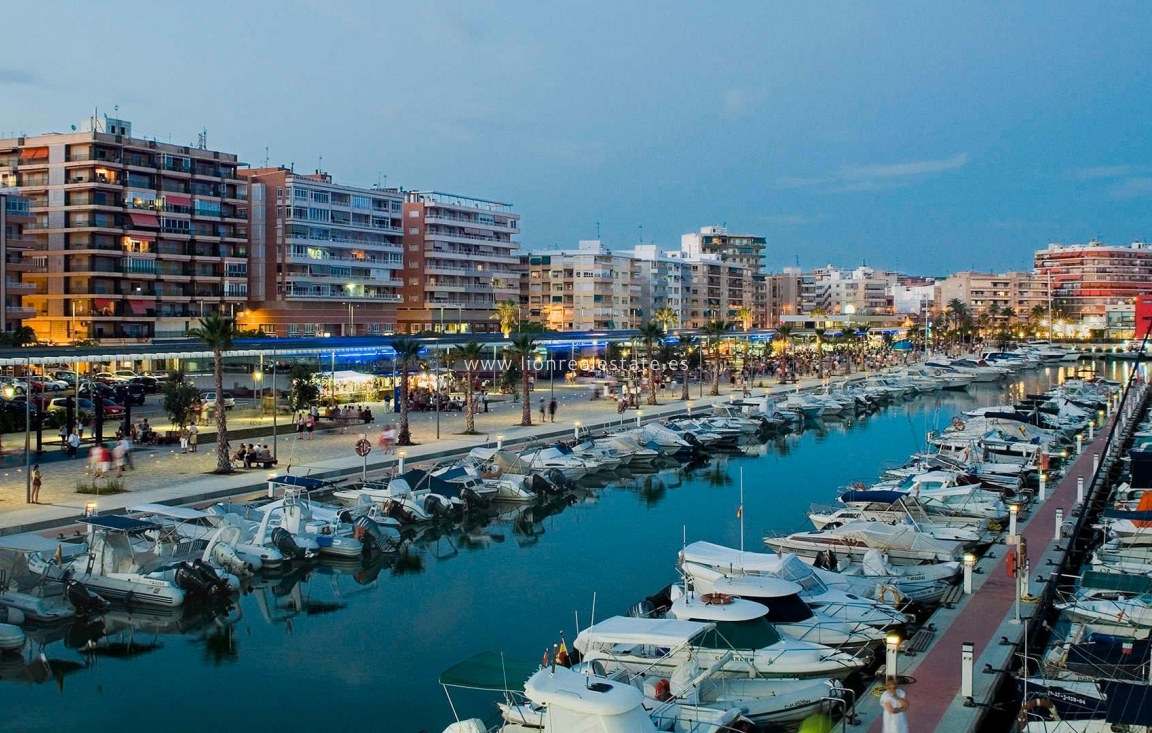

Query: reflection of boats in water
[0,653,88,687]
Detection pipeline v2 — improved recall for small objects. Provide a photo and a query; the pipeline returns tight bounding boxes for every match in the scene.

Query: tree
[504,334,538,426]
[454,342,485,434]
[702,320,731,396]
[161,371,200,428]
[637,321,663,406]
[286,364,320,413]
[653,307,678,333]
[187,314,235,474]
[492,299,520,338]
[734,307,753,332]
[678,335,697,401]
[0,326,38,348]
[391,338,422,446]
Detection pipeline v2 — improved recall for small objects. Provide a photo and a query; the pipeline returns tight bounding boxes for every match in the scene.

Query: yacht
[764,520,966,565]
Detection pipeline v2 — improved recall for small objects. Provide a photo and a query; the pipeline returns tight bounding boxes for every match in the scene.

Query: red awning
[124,232,155,242]
[166,194,191,206]
[128,300,149,315]
[18,148,48,160]
[93,298,114,311]
[128,213,159,228]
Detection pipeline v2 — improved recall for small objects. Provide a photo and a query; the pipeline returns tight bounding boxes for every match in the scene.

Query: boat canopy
[1102,680,1152,727]
[1081,570,1152,596]
[128,503,207,520]
[576,616,711,648]
[710,575,803,599]
[525,666,645,716]
[269,475,328,490]
[839,490,906,505]
[833,521,957,553]
[671,595,770,622]
[77,515,159,532]
[1102,509,1152,522]
[437,651,540,692]
[0,533,80,553]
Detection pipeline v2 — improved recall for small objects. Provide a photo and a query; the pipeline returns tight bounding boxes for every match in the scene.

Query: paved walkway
[0,365,909,535]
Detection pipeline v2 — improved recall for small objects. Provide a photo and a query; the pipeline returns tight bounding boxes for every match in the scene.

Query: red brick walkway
[867,424,1113,732]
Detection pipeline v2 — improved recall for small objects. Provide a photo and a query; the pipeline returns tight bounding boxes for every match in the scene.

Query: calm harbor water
[2,363,1124,732]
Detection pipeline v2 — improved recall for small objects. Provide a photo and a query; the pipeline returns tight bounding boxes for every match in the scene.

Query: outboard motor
[381,499,418,525]
[353,516,401,553]
[192,559,235,597]
[174,562,214,598]
[459,486,489,511]
[271,527,308,561]
[65,580,111,615]
[681,432,706,456]
[545,468,574,492]
[423,494,452,519]
[212,541,257,576]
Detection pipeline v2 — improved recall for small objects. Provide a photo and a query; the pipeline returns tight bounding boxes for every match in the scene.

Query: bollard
[573,422,581,441]
[397,450,406,473]
[1038,473,1047,502]
[963,554,975,594]
[636,410,643,427]
[885,635,901,680]
[687,401,693,417]
[1076,435,1083,456]
[1008,504,1019,538]
[496,434,504,450]
[1093,453,1100,475]
[1077,476,1085,505]
[1055,508,1064,541]
[961,642,975,701]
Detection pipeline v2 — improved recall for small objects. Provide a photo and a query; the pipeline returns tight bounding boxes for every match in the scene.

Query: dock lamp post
[1076,476,1085,505]
[1093,452,1100,476]
[1038,472,1047,502]
[1008,504,1019,539]
[961,642,975,705]
[496,434,504,450]
[1076,433,1083,456]
[963,553,976,595]
[687,401,694,417]
[636,409,643,427]
[573,421,581,441]
[885,634,901,681]
[397,450,406,473]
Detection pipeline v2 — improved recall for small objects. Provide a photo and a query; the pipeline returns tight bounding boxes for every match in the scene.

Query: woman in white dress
[881,678,910,733]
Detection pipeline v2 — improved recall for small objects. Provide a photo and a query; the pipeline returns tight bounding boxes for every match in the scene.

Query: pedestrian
[97,443,111,478]
[296,414,305,439]
[188,423,199,453]
[58,423,69,448]
[539,398,546,422]
[179,426,190,453]
[548,398,557,422]
[112,441,126,477]
[880,678,910,733]
[30,464,41,504]
[305,412,315,440]
[67,430,81,459]
[119,435,134,471]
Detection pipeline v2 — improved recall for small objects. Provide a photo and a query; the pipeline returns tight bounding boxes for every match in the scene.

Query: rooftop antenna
[596,221,600,239]
[196,128,207,150]
[318,155,323,173]
[638,224,643,243]
[264,147,270,167]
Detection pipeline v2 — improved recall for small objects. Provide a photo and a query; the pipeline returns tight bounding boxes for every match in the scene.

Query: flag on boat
[542,648,549,667]
[54,544,63,566]
[736,504,742,519]
[557,639,570,668]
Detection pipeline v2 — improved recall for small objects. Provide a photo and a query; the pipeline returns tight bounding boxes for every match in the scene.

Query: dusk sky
[3,1,1149,274]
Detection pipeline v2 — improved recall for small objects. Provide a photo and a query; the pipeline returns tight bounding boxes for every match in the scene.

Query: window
[276,188,284,200]
[408,210,419,217]
[194,199,222,217]
[352,195,371,209]
[287,324,300,336]
[407,260,419,268]
[308,208,329,222]
[311,191,329,204]
[293,188,308,200]
[409,227,419,235]
[409,277,419,285]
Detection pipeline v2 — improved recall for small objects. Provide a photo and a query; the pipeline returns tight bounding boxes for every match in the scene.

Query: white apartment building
[810,265,896,314]
[525,240,642,331]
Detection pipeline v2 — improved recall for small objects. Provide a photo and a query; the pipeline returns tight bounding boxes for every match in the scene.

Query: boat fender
[1006,550,1017,578]
[700,593,734,606]
[654,678,672,701]
[1017,697,1054,726]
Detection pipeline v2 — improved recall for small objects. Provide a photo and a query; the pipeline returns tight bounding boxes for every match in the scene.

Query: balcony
[6,306,35,319]
[283,286,401,303]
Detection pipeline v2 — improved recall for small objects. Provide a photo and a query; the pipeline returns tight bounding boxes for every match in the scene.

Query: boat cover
[397,469,463,500]
[830,522,957,554]
[576,617,711,649]
[839,490,905,505]
[1081,570,1152,596]
[128,504,207,520]
[437,651,539,691]
[269,475,328,490]
[1102,510,1152,521]
[1065,636,1152,681]
[1101,680,1152,726]
[682,541,789,573]
[76,515,159,532]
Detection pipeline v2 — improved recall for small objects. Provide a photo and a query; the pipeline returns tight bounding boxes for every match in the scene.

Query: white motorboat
[518,446,593,480]
[764,521,966,565]
[129,503,283,571]
[28,516,186,609]
[574,615,868,681]
[593,435,661,465]
[333,478,458,525]
[678,541,910,629]
[566,441,625,470]
[255,489,365,558]
[668,587,885,651]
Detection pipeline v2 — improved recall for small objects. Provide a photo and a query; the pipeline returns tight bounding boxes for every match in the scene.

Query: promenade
[0,366,894,535]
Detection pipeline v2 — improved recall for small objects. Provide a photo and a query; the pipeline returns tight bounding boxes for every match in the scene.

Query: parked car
[129,375,160,393]
[112,382,146,406]
[92,372,127,384]
[52,371,79,387]
[100,399,126,416]
[0,399,40,423]
[29,377,68,392]
[145,370,171,381]
[200,391,236,411]
[0,377,29,395]
[78,382,116,400]
[113,370,138,380]
[47,397,96,414]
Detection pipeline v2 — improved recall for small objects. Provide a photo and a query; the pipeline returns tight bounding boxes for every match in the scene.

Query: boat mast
[739,468,745,553]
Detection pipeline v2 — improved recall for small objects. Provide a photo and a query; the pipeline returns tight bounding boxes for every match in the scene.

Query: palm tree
[391,338,422,445]
[702,320,730,396]
[637,321,663,406]
[653,307,678,333]
[678,335,697,400]
[492,299,520,338]
[187,314,235,474]
[734,307,753,332]
[774,323,794,349]
[453,341,485,434]
[504,334,537,426]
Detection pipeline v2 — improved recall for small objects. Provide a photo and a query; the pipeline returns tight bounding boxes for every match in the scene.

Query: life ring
[877,585,903,607]
[700,593,734,606]
[853,482,867,491]
[952,417,966,431]
[654,678,672,701]
[1017,697,1055,726]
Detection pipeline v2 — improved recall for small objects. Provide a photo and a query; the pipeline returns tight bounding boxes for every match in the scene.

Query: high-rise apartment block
[0,116,248,341]
[935,270,1046,316]
[399,192,520,334]
[681,226,765,272]
[1034,240,1152,321]
[237,167,403,337]
[0,189,36,332]
[525,241,643,331]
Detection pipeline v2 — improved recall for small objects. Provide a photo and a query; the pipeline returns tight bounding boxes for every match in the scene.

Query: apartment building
[525,241,643,331]
[633,244,688,327]
[0,116,248,341]
[809,265,896,315]
[680,225,766,273]
[237,167,403,338]
[765,268,804,324]
[0,189,36,332]
[676,254,756,330]
[936,270,1046,316]
[399,192,520,334]
[1034,241,1152,321]
[890,276,936,315]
